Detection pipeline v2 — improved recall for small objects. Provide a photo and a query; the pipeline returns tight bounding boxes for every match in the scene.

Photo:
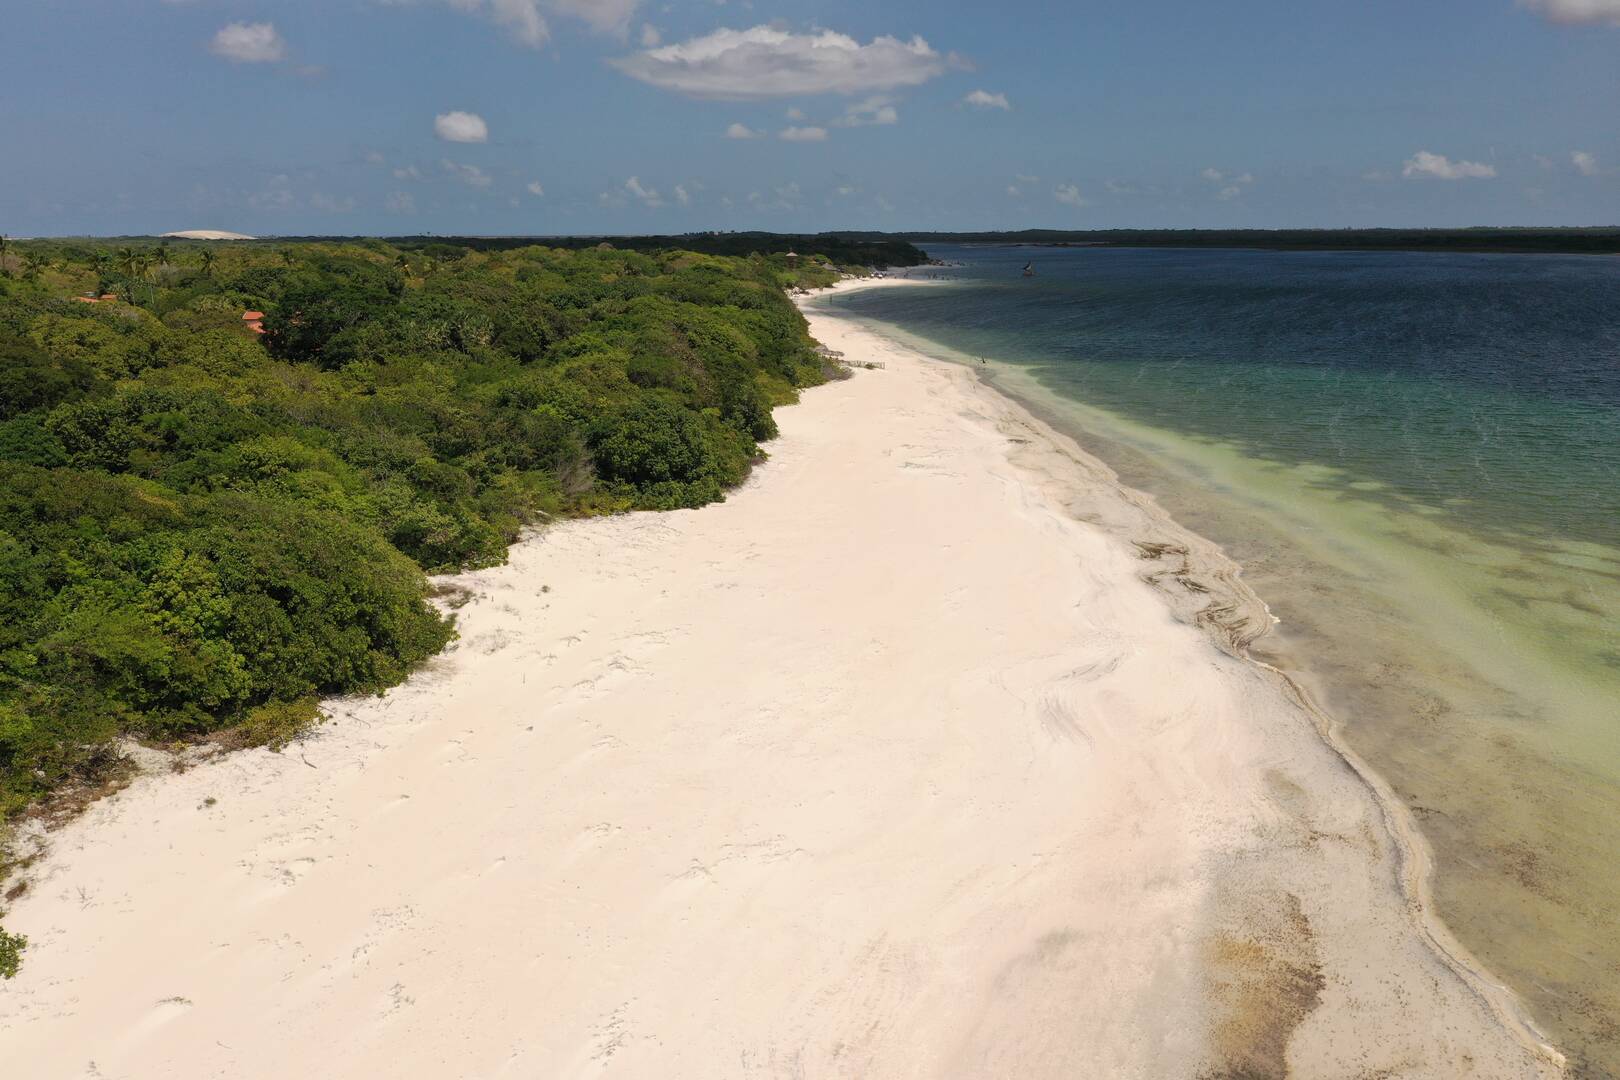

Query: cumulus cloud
[625,176,663,206]
[779,125,829,142]
[963,89,1010,110]
[1054,183,1086,207]
[527,180,545,196]
[435,110,490,143]
[1402,150,1496,180]
[394,164,423,181]
[725,122,763,139]
[836,95,899,127]
[674,184,691,206]
[1519,0,1620,24]
[1572,150,1599,175]
[639,22,661,47]
[210,22,287,63]
[1007,184,1023,197]
[385,191,417,214]
[611,26,955,100]
[442,160,493,188]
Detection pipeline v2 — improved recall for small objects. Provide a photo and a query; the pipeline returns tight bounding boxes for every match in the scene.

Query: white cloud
[674,184,691,206]
[487,0,548,47]
[1573,150,1599,175]
[435,110,490,143]
[1200,167,1225,182]
[963,89,1010,110]
[527,180,545,196]
[835,185,858,197]
[725,122,763,139]
[1104,179,1136,194]
[779,125,829,142]
[1402,150,1496,180]
[611,26,955,100]
[394,164,423,181]
[1217,186,1243,201]
[390,0,644,49]
[210,22,287,63]
[625,176,664,206]
[442,160,493,188]
[639,22,661,47]
[1007,185,1022,197]
[365,150,387,165]
[836,95,899,127]
[786,107,807,120]
[1054,183,1086,206]
[385,191,418,214]
[1519,0,1620,24]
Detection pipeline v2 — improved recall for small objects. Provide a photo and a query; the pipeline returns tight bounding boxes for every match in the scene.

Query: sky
[2,0,1617,236]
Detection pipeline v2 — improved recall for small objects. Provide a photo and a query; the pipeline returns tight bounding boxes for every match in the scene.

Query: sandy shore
[0,280,1562,1078]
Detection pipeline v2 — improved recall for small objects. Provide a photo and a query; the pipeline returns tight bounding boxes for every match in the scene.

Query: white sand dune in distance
[159,229,256,240]
[0,280,1563,1078]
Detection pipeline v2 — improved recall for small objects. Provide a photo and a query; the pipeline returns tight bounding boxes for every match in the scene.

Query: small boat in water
[1022,261,1035,277]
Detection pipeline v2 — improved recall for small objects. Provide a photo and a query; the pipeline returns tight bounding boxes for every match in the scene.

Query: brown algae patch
[1201,892,1326,1080]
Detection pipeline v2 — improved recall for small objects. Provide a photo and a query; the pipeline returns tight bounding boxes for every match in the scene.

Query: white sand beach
[0,281,1563,1078]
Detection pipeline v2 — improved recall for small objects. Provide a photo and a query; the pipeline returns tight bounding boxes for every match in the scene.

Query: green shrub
[0,239,824,815]
[0,924,25,979]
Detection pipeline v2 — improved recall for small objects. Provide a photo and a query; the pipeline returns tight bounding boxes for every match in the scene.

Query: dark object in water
[1023,262,1035,277]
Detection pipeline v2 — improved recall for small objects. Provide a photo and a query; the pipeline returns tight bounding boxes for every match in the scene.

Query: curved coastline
[804,274,1567,1071]
[0,272,1568,1077]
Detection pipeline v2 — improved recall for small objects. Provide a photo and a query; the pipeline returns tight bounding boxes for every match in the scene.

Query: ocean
[817,244,1620,1076]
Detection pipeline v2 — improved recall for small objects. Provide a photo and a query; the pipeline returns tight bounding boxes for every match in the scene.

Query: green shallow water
[819,247,1620,1076]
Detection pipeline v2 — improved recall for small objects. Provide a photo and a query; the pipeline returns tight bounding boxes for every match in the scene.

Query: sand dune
[0,283,1561,1077]
[158,230,257,240]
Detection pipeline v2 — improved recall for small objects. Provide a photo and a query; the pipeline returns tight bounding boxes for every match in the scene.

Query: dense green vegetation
[0,238,839,831]
[833,227,1620,255]
[389,232,928,268]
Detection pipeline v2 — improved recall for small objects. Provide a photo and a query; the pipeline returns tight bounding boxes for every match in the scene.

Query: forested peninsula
[0,239,861,846]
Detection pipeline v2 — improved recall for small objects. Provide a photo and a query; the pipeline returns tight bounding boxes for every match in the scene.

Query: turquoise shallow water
[822,246,1620,1076]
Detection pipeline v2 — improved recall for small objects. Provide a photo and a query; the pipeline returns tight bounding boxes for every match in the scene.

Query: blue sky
[3,0,1617,236]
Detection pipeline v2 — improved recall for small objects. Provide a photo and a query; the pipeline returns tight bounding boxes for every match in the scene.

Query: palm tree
[199,248,217,277]
[117,246,141,280]
[0,235,10,278]
[19,252,43,281]
[154,241,171,269]
[92,251,114,291]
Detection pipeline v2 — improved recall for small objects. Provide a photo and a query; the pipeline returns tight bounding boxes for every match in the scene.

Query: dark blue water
[833,246,1620,549]
[819,245,1620,1074]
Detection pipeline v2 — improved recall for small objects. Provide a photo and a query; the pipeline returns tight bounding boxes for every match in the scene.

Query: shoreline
[804,275,1566,1068]
[0,278,1564,1076]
